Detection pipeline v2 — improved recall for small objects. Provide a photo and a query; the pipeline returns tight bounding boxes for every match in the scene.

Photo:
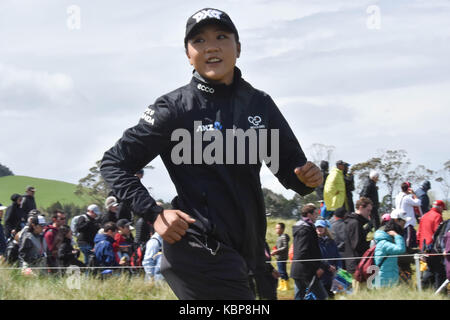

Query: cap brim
[0,206,7,211]
[186,19,236,42]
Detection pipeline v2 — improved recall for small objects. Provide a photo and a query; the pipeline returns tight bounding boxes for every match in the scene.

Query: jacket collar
[191,67,242,97]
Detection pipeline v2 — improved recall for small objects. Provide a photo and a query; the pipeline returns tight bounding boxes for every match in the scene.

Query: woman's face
[316,226,326,237]
[186,24,240,85]
[34,224,43,235]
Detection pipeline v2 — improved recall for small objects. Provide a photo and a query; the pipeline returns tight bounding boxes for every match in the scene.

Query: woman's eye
[193,38,204,43]
[217,34,227,39]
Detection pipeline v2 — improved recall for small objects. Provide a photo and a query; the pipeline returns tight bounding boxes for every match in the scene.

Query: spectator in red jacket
[417,200,445,251]
[418,200,447,290]
[113,219,135,265]
[43,210,66,272]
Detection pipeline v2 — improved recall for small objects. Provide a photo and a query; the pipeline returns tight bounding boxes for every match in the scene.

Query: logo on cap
[192,9,223,23]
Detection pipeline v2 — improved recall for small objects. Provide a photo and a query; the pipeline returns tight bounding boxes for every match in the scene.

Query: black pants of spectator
[161,234,255,300]
[370,208,380,231]
[294,277,328,300]
[422,257,447,292]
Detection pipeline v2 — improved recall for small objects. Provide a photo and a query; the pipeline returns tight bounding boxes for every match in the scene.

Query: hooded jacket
[342,212,370,273]
[318,236,342,288]
[290,218,326,280]
[374,229,406,287]
[93,233,117,267]
[323,167,346,211]
[100,67,314,271]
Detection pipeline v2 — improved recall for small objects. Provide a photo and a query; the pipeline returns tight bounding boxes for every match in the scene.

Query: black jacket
[100,68,314,269]
[290,218,326,280]
[4,202,26,237]
[21,195,36,215]
[342,212,370,273]
[100,210,118,227]
[58,238,82,267]
[75,214,100,247]
[414,187,430,214]
[360,177,379,209]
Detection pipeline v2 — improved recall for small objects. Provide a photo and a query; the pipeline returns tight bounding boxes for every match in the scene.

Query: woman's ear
[185,47,194,65]
[236,41,241,58]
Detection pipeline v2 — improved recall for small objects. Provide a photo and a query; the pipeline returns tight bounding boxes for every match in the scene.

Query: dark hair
[52,209,65,220]
[301,204,317,217]
[384,220,404,234]
[355,197,373,209]
[334,207,347,219]
[277,222,285,230]
[54,225,71,250]
[104,222,117,232]
[401,182,410,192]
[184,22,239,49]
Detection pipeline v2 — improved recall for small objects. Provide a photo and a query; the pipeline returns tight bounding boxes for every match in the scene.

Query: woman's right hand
[154,210,196,244]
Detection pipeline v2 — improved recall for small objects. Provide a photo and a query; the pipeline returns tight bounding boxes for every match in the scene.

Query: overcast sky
[1,0,450,203]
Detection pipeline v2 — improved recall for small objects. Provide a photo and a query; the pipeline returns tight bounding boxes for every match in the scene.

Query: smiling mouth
[206,57,222,64]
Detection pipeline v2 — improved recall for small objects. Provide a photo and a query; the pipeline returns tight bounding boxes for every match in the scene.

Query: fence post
[414,254,421,292]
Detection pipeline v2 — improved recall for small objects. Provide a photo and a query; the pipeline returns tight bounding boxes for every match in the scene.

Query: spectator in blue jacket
[315,219,342,297]
[373,209,407,288]
[93,222,123,267]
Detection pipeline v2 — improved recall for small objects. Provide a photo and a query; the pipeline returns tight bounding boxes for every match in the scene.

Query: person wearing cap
[101,196,120,226]
[21,186,37,216]
[360,170,380,231]
[4,193,26,238]
[417,200,447,290]
[18,215,48,274]
[315,219,342,298]
[75,204,101,264]
[291,204,329,300]
[372,209,407,288]
[0,203,8,257]
[415,181,432,216]
[93,221,125,269]
[323,160,347,219]
[113,218,135,265]
[100,7,322,299]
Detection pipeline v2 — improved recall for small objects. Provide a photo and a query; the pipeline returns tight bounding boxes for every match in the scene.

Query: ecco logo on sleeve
[197,83,215,94]
[192,9,223,23]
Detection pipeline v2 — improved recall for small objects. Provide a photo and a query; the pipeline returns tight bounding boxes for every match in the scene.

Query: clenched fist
[294,161,323,188]
[154,210,196,244]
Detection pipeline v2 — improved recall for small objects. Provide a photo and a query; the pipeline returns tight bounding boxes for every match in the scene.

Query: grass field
[1,215,448,300]
[0,175,94,208]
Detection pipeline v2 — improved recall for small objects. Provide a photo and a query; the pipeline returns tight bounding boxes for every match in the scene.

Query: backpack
[5,238,19,264]
[354,246,387,282]
[431,219,450,253]
[130,243,146,267]
[70,214,83,238]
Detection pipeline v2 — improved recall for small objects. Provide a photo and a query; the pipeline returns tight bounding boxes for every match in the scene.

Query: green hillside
[0,175,95,209]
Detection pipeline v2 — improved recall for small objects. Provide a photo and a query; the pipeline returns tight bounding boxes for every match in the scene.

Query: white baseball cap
[390,209,411,222]
[87,204,101,215]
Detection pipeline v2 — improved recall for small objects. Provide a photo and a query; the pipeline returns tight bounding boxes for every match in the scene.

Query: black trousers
[161,234,255,300]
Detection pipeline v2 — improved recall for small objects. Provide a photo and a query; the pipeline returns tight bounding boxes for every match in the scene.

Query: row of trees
[0,163,14,177]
